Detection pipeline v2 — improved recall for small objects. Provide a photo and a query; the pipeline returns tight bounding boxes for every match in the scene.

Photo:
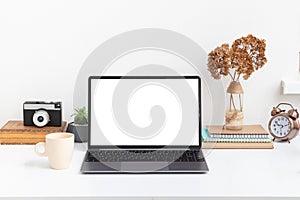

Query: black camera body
[23,101,62,127]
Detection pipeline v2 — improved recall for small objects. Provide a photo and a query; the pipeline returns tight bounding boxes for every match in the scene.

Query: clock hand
[275,121,282,126]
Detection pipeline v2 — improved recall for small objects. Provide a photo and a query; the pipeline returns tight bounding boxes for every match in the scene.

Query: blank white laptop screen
[90,77,200,146]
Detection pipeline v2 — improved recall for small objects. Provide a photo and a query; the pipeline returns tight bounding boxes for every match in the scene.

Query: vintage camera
[23,101,62,127]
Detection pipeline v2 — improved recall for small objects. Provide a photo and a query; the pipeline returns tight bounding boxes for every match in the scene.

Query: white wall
[0,0,299,129]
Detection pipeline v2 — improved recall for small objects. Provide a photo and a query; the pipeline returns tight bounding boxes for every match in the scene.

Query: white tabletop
[1,137,300,199]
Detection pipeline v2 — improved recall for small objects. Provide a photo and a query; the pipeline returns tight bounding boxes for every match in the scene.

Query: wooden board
[202,142,274,149]
[1,120,67,133]
[206,124,269,134]
[0,138,46,144]
[0,121,68,144]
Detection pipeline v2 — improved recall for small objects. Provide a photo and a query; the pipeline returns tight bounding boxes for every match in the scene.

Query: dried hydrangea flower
[231,34,267,80]
[207,34,267,81]
[207,44,231,80]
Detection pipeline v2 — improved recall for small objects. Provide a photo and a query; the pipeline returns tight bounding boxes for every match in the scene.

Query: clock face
[270,115,291,138]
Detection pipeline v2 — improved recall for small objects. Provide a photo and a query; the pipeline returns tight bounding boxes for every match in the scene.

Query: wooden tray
[0,121,68,144]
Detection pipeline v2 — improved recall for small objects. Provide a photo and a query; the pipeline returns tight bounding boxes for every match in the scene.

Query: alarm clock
[268,103,299,142]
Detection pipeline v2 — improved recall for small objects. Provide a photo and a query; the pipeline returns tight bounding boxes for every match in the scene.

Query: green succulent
[71,107,88,125]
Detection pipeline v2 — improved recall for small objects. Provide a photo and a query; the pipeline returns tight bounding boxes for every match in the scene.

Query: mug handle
[35,142,47,157]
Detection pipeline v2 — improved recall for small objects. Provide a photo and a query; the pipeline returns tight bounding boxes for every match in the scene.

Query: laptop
[81,76,209,174]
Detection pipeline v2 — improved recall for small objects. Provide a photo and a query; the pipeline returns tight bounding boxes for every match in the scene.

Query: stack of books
[0,120,67,144]
[202,125,274,149]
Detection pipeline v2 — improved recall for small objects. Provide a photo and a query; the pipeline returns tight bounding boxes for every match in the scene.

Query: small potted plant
[67,107,88,142]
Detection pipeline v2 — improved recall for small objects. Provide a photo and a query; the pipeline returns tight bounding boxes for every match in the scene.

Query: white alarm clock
[268,103,299,142]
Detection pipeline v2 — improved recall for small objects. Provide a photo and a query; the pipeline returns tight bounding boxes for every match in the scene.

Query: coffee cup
[35,132,74,170]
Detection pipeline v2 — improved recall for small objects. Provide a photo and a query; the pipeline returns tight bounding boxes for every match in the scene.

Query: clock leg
[273,138,275,142]
[287,139,290,143]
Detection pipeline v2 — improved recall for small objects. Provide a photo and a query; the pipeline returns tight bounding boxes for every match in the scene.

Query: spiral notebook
[202,125,274,149]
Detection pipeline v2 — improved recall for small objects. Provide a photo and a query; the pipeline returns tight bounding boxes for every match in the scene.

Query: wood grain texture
[206,124,268,134]
[202,142,274,149]
[0,138,45,144]
[1,121,67,132]
[0,121,68,144]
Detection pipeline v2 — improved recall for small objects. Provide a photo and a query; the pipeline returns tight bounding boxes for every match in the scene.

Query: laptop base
[81,151,209,174]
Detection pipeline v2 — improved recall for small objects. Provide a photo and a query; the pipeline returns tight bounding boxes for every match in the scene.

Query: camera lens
[33,110,50,127]
[37,116,44,122]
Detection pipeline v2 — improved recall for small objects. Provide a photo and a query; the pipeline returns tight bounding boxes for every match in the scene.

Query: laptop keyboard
[86,150,205,162]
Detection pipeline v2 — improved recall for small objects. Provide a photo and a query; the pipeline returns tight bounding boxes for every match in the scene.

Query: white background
[0,0,299,129]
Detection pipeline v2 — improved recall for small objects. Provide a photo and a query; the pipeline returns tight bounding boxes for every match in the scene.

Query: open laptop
[81,76,209,174]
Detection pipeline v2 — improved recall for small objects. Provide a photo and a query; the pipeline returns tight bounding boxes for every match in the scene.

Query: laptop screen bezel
[88,76,202,150]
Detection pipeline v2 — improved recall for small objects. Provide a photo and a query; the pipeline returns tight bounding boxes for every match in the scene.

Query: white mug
[35,132,74,170]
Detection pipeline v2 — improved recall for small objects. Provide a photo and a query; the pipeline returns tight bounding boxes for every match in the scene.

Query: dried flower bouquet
[208,34,267,129]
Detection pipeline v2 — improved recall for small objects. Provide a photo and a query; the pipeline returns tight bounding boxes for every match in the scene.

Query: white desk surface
[1,137,300,199]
